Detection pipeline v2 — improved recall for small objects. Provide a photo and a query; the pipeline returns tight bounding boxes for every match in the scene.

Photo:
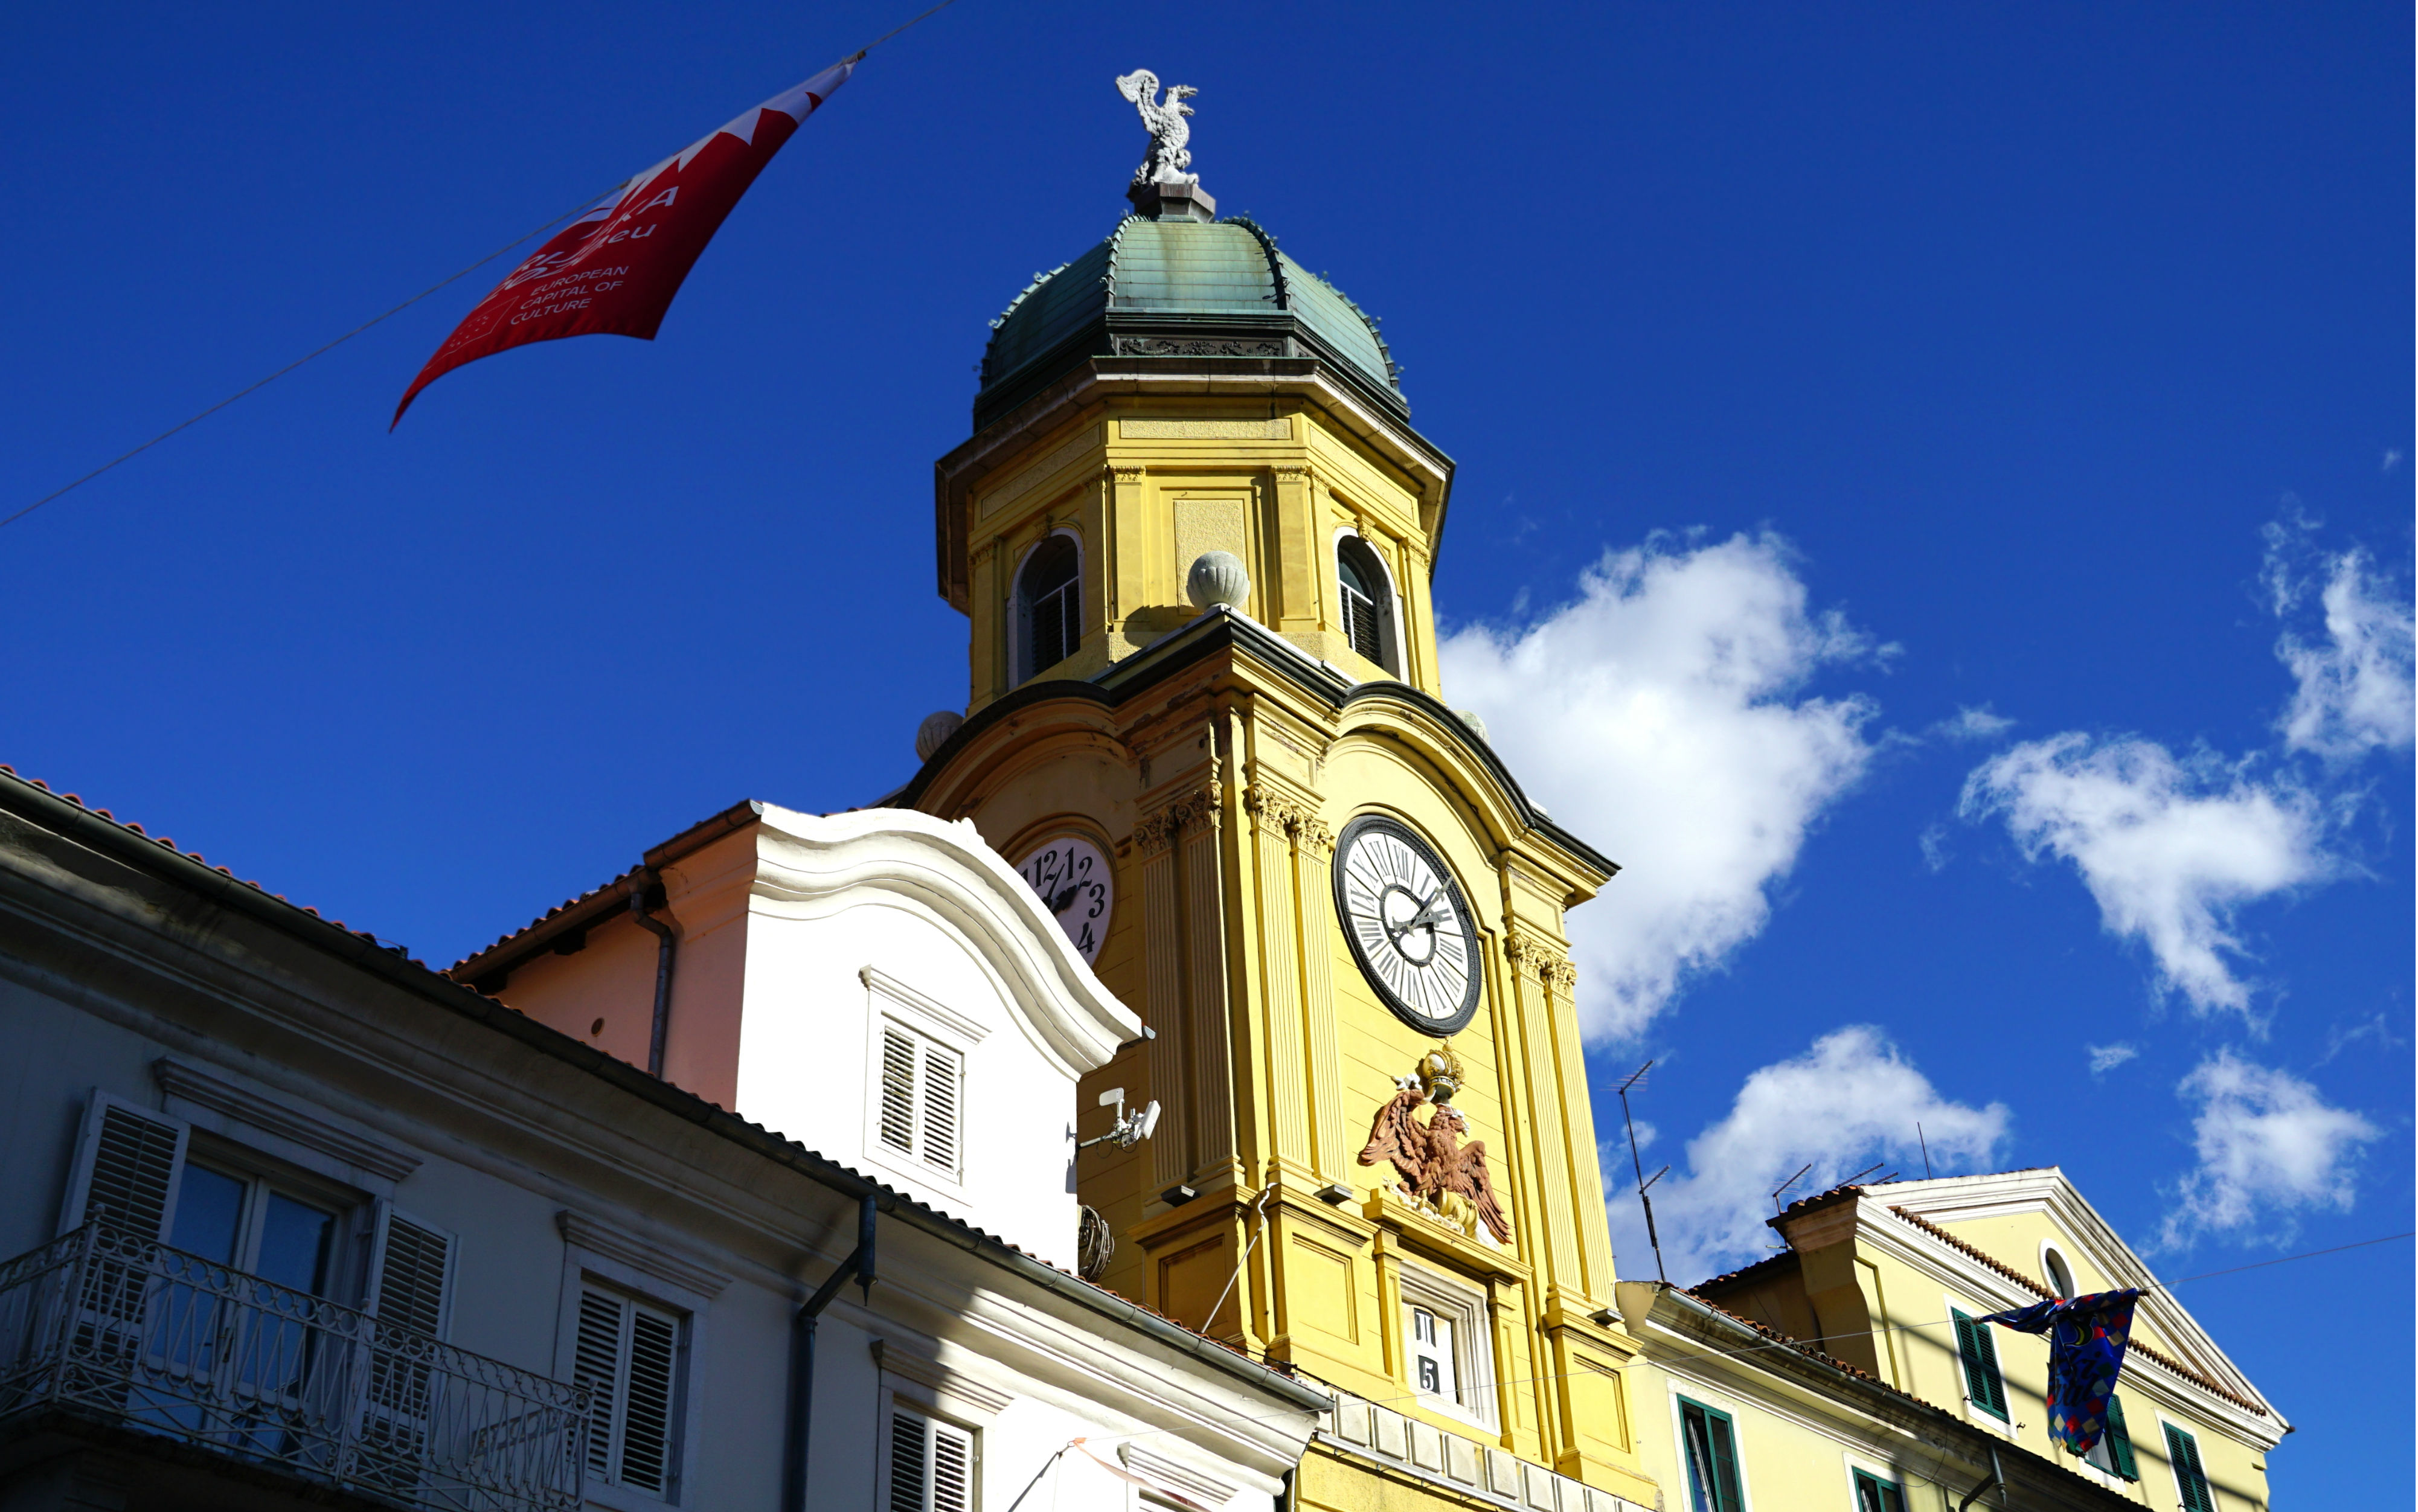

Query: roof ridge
[1884,1205,2266,1418]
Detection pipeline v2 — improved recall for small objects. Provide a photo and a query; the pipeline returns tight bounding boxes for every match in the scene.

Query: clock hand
[1047,883,1083,914]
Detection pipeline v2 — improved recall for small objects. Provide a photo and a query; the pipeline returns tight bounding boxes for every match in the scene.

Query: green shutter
[1951,1310,2009,1420]
[1707,1408,1742,1512]
[2105,1394,2138,1481]
[2164,1424,2214,1512]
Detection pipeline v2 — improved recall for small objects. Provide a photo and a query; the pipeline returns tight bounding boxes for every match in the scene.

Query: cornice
[893,610,1618,886]
[557,1209,734,1299]
[153,1057,422,1184]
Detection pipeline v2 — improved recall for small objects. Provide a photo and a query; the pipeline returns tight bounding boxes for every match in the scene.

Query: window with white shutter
[871,1022,963,1181]
[887,1407,974,1512]
[62,1092,188,1240]
[573,1284,685,1500]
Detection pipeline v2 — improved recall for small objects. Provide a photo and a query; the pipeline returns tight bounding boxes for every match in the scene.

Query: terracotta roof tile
[0,764,377,949]
[1691,1250,1800,1294]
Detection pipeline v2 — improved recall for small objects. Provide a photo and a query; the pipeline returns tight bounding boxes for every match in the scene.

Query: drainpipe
[629,874,678,1078]
[1955,1445,2006,1512]
[784,1194,877,1512]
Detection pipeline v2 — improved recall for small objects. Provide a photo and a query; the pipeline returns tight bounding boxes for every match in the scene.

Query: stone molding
[1134,783,1222,854]
[1118,1444,1240,1508]
[871,1337,1015,1418]
[556,1210,734,1299]
[1241,783,1332,853]
[153,1058,421,1184]
[1503,933,1578,992]
[1123,417,1291,441]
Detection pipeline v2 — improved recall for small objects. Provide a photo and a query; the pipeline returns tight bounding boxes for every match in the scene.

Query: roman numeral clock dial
[1332,816,1481,1035]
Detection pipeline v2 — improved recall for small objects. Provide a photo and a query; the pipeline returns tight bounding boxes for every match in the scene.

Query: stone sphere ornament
[914,710,965,762]
[1187,551,1250,612]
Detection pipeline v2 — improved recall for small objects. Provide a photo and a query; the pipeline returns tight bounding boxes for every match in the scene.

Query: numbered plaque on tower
[1015,834,1113,965]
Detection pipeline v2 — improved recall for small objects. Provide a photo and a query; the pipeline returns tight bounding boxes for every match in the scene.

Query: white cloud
[1918,821,1952,873]
[1607,1027,2009,1283]
[2087,1043,2139,1075]
[2263,528,2414,760]
[2158,1049,2381,1248]
[1959,735,2329,1016]
[1931,705,2015,742]
[1442,533,1880,1037]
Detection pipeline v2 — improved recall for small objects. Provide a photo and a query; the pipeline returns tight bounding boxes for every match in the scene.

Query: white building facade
[0,771,1324,1512]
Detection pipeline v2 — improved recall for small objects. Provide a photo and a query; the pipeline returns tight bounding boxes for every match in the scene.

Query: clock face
[1332,815,1482,1034]
[1015,834,1113,965]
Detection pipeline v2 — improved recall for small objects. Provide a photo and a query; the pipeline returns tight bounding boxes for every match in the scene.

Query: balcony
[0,1224,587,1512]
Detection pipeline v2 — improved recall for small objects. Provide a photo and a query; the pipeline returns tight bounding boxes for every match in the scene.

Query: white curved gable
[731,806,1141,1268]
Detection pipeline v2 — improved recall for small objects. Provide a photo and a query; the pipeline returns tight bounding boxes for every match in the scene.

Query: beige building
[1624,1169,2285,1512]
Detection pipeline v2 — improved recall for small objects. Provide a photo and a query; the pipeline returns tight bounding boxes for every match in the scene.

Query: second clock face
[1015,834,1112,965]
[1332,815,1482,1034]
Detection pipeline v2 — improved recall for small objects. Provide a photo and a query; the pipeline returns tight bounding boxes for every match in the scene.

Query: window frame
[882,1399,977,1512]
[1849,1467,1906,1512]
[1394,1263,1497,1431]
[1332,528,1402,677]
[1009,530,1084,685]
[2039,1241,2077,1299]
[1671,1392,1747,1512]
[554,1227,719,1512]
[859,969,985,1200]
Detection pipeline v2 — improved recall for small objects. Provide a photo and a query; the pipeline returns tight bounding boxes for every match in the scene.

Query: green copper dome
[976,216,1404,429]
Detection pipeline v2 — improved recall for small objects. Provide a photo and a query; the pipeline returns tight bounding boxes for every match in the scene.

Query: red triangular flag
[394,60,854,426]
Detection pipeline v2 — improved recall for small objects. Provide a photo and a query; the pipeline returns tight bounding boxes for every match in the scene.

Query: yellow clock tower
[897,103,1655,1508]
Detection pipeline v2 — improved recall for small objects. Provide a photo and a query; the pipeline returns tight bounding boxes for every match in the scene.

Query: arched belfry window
[1015,533,1082,682]
[1336,534,1399,675]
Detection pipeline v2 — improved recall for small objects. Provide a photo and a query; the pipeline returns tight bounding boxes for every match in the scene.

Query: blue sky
[4,2,2407,1497]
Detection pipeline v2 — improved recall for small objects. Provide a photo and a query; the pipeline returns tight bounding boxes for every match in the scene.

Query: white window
[2042,1244,2076,1299]
[1397,1265,1495,1429]
[574,1285,685,1500]
[1409,1305,1456,1400]
[886,1406,975,1512]
[875,1020,964,1181]
[1013,533,1082,682]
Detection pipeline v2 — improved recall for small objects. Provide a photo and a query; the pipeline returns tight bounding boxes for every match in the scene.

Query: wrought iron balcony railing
[0,1223,588,1512]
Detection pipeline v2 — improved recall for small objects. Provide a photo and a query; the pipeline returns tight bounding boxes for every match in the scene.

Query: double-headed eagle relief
[1359,1046,1513,1245]
[1115,69,1199,188]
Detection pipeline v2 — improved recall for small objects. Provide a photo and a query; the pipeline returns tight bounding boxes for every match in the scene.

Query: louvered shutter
[879,1028,919,1156]
[2105,1394,2138,1481]
[617,1307,679,1494]
[574,1291,624,1481]
[373,1213,452,1336]
[2164,1424,2214,1512]
[62,1092,186,1240]
[887,1408,973,1512]
[929,1421,972,1512]
[887,1408,929,1512]
[359,1211,454,1493]
[573,1286,684,1498]
[1951,1310,2008,1418]
[874,1022,963,1180]
[919,1040,961,1178]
